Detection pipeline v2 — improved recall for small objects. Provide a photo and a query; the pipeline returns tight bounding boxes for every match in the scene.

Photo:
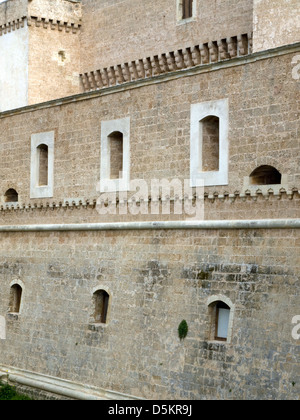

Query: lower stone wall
[0,227,299,400]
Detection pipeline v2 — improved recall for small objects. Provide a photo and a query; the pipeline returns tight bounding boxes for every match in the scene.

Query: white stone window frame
[30,131,54,199]
[190,98,229,187]
[176,0,197,24]
[100,117,130,193]
[207,295,235,344]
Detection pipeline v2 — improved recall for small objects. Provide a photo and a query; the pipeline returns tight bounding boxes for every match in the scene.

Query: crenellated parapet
[0,16,26,35]
[0,0,81,35]
[1,187,299,213]
[80,33,253,91]
[27,15,80,33]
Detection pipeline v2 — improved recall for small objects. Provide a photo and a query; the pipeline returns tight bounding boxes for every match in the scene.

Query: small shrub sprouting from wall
[178,320,188,340]
[0,382,32,400]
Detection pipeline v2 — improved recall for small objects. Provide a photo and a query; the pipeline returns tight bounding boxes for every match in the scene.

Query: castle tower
[0,0,81,112]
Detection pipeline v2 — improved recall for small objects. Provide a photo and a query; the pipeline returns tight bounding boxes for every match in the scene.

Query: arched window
[9,284,23,314]
[37,144,48,186]
[4,188,18,202]
[208,297,233,342]
[30,131,54,198]
[250,165,281,185]
[200,115,220,172]
[214,301,230,341]
[108,131,123,179]
[93,289,109,324]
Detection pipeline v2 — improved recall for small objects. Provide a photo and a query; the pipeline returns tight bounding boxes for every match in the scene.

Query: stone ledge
[0,365,143,400]
[0,218,299,232]
[0,188,298,213]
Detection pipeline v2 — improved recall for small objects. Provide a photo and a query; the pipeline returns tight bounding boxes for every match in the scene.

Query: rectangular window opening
[109,131,123,180]
[182,0,193,19]
[215,303,230,341]
[201,116,220,172]
[37,144,49,186]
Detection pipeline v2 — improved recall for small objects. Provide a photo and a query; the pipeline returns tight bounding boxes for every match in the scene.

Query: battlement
[0,0,81,27]
[0,0,27,27]
[80,33,253,92]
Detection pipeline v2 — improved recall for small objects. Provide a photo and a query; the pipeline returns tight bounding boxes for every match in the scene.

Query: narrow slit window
[182,0,193,19]
[201,115,220,172]
[109,131,123,179]
[37,144,49,186]
[4,188,18,202]
[93,290,109,324]
[215,302,230,341]
[9,284,22,314]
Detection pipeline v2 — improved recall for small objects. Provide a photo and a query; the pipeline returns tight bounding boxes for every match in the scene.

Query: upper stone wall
[28,0,81,24]
[79,0,254,73]
[253,0,300,52]
[0,0,27,25]
[0,0,81,26]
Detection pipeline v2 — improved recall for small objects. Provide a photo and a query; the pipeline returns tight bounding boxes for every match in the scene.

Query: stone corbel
[238,34,248,56]
[191,46,201,66]
[208,41,218,62]
[107,66,117,86]
[128,61,138,81]
[218,39,230,60]
[121,63,131,83]
[227,37,237,58]
[114,65,124,85]
[158,54,168,73]
[165,52,176,72]
[150,56,161,76]
[182,48,193,68]
[143,58,153,78]
[135,60,145,79]
[199,44,209,64]
[174,50,184,70]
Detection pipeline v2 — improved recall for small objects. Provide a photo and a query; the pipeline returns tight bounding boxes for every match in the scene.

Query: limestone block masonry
[0,0,299,401]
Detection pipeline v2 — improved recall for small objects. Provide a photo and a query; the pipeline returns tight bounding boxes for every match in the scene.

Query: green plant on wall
[0,382,31,400]
[178,320,188,340]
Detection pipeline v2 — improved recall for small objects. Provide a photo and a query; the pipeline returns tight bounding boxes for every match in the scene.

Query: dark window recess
[182,0,193,19]
[37,144,49,186]
[250,165,282,185]
[201,115,220,172]
[9,284,22,313]
[4,189,18,202]
[93,290,109,324]
[108,131,123,179]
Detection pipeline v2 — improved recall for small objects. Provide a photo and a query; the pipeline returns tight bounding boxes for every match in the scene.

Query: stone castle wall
[79,0,254,73]
[0,0,299,401]
[0,48,299,399]
[0,51,298,210]
[0,227,299,400]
